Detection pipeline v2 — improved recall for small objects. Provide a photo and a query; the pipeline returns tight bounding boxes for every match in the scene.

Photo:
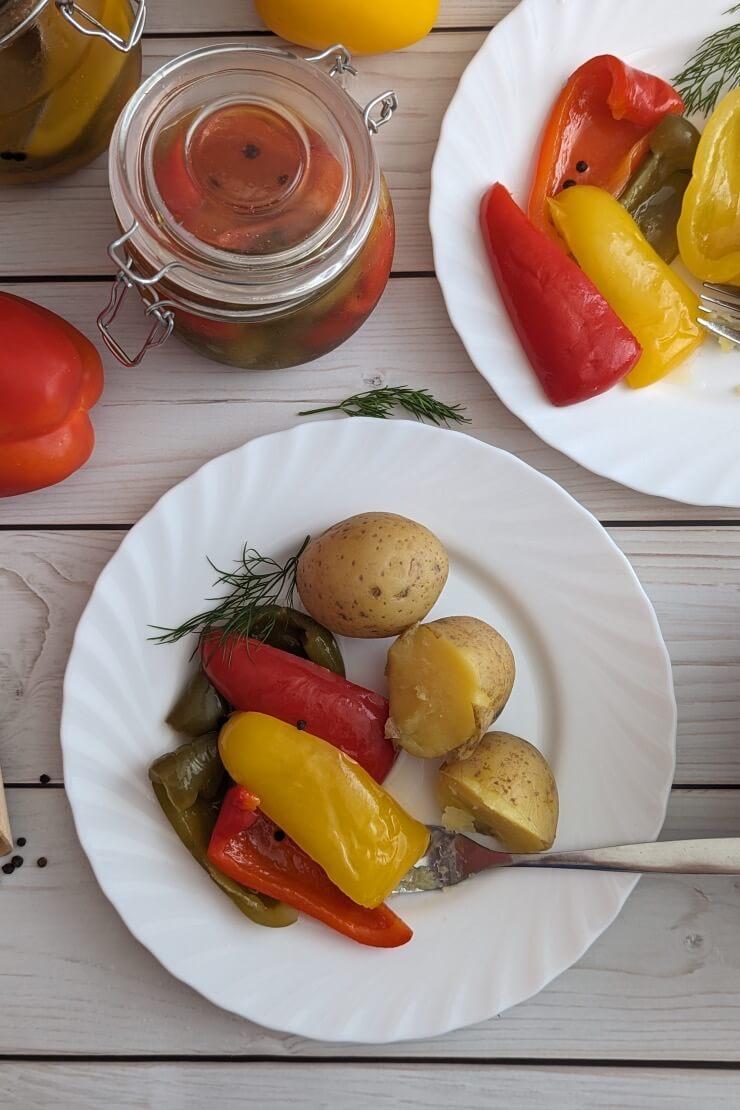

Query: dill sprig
[150,537,309,648]
[299,386,470,427]
[674,4,740,115]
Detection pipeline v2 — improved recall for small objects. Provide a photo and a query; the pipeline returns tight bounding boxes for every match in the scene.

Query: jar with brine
[98,44,397,370]
[0,0,145,183]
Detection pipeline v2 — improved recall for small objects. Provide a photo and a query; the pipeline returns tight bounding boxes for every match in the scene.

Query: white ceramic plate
[431,0,739,507]
[61,418,676,1042]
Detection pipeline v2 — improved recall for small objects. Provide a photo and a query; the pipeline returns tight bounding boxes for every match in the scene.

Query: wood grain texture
[4,1061,740,1109]
[0,33,481,279]
[2,787,740,1059]
[144,0,515,33]
[2,526,739,784]
[1,281,738,526]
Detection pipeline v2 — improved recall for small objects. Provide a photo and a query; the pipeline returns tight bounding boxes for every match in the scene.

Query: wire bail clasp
[97,225,175,367]
[56,0,146,52]
[305,43,358,79]
[363,92,398,135]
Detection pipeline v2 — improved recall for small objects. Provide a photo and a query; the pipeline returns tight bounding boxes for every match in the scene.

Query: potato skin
[438,732,558,852]
[297,512,448,638]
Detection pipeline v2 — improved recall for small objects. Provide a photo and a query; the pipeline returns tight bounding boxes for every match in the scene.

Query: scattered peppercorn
[296,720,307,730]
[39,773,50,784]
[37,857,48,869]
[243,143,261,159]
[208,176,221,188]
[16,837,26,847]
[277,173,289,185]
[273,829,286,842]
[11,855,23,868]
[2,862,14,875]
[576,160,588,173]
[562,179,577,189]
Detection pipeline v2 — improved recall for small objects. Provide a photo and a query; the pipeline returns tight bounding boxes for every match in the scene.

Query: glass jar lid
[108,43,396,315]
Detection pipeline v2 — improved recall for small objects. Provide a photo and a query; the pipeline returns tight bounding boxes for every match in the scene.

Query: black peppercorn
[576,160,588,173]
[243,143,261,159]
[37,857,48,869]
[296,720,307,730]
[562,179,577,189]
[273,829,286,842]
[39,773,51,784]
[11,855,23,868]
[16,837,26,847]
[2,862,14,875]
[277,173,289,185]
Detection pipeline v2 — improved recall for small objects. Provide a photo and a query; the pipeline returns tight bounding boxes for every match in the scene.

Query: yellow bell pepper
[549,185,703,389]
[255,0,439,54]
[219,712,429,909]
[677,88,740,285]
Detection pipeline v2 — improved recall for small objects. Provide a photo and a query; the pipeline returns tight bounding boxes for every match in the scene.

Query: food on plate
[0,292,103,497]
[297,512,449,638]
[619,115,701,263]
[201,633,395,781]
[150,752,298,928]
[254,0,439,54]
[677,88,740,285]
[150,732,223,812]
[219,712,430,908]
[527,54,684,239]
[549,185,703,389]
[207,785,413,947]
[480,183,642,406]
[674,9,740,116]
[438,732,559,852]
[167,670,229,737]
[386,616,515,759]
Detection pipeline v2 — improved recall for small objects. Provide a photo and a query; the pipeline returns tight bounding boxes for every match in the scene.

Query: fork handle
[511,838,740,874]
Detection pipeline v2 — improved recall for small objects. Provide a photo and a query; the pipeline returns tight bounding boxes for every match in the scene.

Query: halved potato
[438,732,558,852]
[385,616,515,759]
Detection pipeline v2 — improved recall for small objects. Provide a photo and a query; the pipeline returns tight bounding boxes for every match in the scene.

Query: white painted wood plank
[2,786,740,1058]
[2,526,740,784]
[4,1062,739,1109]
[145,0,515,33]
[0,33,481,277]
[0,281,737,525]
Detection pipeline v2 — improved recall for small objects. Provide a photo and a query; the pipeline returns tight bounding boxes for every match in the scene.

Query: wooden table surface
[2,2,740,1106]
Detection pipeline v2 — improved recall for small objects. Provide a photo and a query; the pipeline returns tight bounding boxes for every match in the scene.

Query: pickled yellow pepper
[549,185,703,389]
[219,712,429,909]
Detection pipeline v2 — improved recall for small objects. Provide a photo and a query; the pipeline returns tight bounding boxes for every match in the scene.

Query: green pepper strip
[151,780,298,928]
[167,669,229,737]
[249,605,346,677]
[619,114,701,262]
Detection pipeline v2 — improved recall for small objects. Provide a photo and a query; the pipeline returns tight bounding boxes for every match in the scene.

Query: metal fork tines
[698,282,740,347]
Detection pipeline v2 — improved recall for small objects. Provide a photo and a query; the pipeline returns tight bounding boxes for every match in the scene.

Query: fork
[698,282,740,346]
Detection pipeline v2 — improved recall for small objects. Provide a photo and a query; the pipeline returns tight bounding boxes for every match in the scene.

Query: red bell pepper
[208,785,412,948]
[0,292,104,497]
[528,55,685,238]
[202,633,395,782]
[480,183,642,406]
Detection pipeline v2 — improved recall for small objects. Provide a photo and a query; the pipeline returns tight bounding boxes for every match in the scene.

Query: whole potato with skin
[438,732,558,852]
[386,616,515,758]
[297,512,448,639]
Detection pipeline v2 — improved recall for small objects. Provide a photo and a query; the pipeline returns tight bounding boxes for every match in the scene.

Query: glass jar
[0,0,145,184]
[98,43,397,370]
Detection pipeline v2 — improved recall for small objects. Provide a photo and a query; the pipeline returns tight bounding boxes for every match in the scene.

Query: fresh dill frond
[151,537,309,648]
[298,385,470,427]
[674,4,740,115]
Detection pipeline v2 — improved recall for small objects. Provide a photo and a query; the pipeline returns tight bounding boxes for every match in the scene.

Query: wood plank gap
[1,1055,738,1069]
[0,271,435,284]
[1,519,739,533]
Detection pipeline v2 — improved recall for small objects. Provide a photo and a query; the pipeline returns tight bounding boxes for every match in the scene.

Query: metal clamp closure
[363,91,398,135]
[97,273,174,367]
[56,0,146,53]
[306,44,358,78]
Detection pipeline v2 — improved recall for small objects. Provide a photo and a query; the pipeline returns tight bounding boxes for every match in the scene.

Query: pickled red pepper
[208,785,413,948]
[528,55,685,238]
[479,183,642,406]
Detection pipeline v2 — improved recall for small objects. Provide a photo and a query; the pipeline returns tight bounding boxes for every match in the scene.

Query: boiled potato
[385,616,514,758]
[296,512,448,638]
[438,732,558,852]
